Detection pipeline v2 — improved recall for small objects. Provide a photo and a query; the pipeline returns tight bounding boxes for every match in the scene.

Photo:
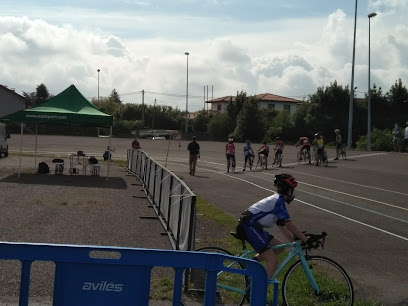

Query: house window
[267,103,275,110]
[284,104,291,112]
[217,104,222,111]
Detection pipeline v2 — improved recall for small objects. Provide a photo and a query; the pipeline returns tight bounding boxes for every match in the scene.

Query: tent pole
[18,122,23,177]
[106,126,112,180]
[34,124,38,169]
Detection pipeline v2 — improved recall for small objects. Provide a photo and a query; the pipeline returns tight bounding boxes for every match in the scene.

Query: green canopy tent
[0,85,114,178]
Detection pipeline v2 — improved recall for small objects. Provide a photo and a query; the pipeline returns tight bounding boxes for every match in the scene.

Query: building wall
[210,101,299,114]
[0,87,27,118]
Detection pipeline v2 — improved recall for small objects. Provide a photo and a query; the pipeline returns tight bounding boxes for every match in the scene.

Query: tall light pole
[185,52,189,133]
[367,12,377,151]
[97,69,100,103]
[347,0,358,149]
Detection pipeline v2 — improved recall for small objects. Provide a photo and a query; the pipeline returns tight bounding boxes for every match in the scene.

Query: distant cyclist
[257,141,270,169]
[225,138,236,173]
[243,140,254,171]
[273,137,284,165]
[295,136,311,164]
[313,132,325,166]
[334,129,342,160]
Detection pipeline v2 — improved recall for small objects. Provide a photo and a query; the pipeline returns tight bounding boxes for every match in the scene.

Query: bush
[356,128,393,151]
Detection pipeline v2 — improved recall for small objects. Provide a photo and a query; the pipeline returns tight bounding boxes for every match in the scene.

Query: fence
[0,241,268,305]
[126,149,196,251]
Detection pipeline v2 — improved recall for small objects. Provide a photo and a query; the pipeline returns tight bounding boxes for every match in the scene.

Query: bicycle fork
[299,254,321,294]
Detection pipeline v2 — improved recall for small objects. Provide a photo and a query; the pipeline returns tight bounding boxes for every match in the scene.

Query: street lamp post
[185,52,189,133]
[367,12,377,151]
[347,0,358,149]
[97,69,100,103]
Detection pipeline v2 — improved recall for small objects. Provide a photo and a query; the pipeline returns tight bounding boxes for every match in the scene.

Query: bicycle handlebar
[302,232,327,250]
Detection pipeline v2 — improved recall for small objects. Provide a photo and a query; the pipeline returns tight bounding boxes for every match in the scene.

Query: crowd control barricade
[0,241,268,306]
[127,149,196,251]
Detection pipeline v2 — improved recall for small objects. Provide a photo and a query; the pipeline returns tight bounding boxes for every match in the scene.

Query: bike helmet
[274,174,297,189]
[246,140,251,144]
[335,129,340,133]
[276,137,280,140]
[228,138,233,143]
[274,174,297,204]
[263,141,267,145]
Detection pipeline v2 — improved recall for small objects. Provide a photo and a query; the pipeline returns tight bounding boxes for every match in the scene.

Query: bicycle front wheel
[282,256,354,306]
[181,247,248,306]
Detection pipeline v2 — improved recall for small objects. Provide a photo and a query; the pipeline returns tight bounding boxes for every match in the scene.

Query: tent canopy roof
[0,85,113,127]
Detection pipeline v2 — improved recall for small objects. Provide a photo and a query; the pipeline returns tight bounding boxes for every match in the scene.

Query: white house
[0,85,28,118]
[206,93,303,114]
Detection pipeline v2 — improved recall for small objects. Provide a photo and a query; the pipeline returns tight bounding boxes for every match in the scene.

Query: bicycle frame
[215,240,320,296]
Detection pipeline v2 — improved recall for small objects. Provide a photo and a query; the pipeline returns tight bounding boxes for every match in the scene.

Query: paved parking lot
[4,134,408,305]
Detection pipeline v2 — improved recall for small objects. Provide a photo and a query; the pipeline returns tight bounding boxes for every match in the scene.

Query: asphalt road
[6,134,408,305]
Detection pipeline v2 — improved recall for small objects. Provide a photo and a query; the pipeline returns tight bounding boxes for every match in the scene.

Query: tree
[207,112,231,140]
[233,96,264,142]
[35,83,50,106]
[386,78,408,105]
[110,88,122,104]
[23,91,36,107]
[192,111,210,133]
[227,91,247,129]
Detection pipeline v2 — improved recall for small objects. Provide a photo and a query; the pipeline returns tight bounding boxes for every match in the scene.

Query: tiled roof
[206,93,302,104]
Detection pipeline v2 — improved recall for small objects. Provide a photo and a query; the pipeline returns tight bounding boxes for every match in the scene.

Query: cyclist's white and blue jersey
[241,193,290,253]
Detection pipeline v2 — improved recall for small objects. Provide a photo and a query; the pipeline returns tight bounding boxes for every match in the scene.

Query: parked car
[0,123,10,158]
[152,136,166,140]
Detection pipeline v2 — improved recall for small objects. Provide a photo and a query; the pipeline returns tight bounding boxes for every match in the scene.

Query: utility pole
[141,89,145,127]
[151,98,156,138]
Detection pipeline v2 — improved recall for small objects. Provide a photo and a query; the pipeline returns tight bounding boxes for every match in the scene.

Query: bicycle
[297,147,311,164]
[247,154,254,170]
[256,153,267,170]
[315,149,328,167]
[181,232,354,306]
[273,150,282,168]
[227,155,236,173]
[340,145,347,160]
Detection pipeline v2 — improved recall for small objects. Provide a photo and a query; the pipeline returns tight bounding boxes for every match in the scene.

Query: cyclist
[242,140,254,171]
[257,141,270,169]
[313,132,325,166]
[225,138,236,172]
[235,174,314,278]
[273,137,284,165]
[334,129,342,160]
[295,136,311,164]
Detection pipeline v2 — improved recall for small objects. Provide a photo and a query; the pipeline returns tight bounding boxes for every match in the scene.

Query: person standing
[187,136,200,176]
[404,122,408,153]
[392,123,401,152]
[132,137,141,149]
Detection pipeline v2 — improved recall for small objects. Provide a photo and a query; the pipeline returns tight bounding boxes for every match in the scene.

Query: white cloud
[0,1,407,112]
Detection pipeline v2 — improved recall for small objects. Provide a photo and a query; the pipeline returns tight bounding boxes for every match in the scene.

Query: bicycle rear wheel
[181,247,248,306]
[341,148,346,160]
[303,150,310,164]
[282,256,354,306]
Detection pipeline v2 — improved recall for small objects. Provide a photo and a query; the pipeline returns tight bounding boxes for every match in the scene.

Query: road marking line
[165,160,408,242]
[297,199,408,242]
[289,168,408,196]
[299,181,408,211]
[246,173,408,224]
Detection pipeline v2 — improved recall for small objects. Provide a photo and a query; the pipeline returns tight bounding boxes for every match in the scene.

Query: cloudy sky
[0,0,407,111]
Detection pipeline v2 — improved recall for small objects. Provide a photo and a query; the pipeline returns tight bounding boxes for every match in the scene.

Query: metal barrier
[0,241,268,306]
[127,149,196,251]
